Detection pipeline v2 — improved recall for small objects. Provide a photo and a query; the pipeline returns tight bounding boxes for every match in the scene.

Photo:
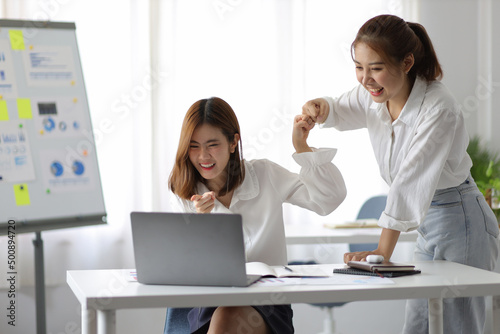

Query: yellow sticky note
[17,98,32,119]
[14,184,31,206]
[0,100,8,121]
[9,30,25,50]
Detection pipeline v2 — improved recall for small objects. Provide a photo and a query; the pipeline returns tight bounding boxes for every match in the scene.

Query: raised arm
[292,114,314,153]
[302,98,330,124]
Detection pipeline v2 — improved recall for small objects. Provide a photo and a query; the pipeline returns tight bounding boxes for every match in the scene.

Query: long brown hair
[351,14,443,82]
[168,97,245,200]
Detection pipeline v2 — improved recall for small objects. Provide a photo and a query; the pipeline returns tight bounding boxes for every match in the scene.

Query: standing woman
[302,14,499,333]
[169,97,346,334]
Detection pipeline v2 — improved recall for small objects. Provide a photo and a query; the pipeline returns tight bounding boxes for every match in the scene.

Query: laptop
[130,211,261,287]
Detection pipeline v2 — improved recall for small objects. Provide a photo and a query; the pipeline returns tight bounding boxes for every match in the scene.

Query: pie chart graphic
[43,118,56,132]
[50,161,64,177]
[72,160,85,175]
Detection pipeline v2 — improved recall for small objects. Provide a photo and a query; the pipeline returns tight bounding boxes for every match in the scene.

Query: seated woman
[168,97,347,334]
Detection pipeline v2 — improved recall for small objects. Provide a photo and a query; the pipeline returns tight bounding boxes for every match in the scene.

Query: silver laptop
[130,211,260,287]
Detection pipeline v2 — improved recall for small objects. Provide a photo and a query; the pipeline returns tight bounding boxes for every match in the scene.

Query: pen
[283,266,293,272]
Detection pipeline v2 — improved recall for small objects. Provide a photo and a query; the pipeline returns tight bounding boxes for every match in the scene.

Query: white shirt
[323,77,472,232]
[172,148,346,265]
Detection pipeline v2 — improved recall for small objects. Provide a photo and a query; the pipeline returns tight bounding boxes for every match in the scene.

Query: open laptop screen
[130,212,252,287]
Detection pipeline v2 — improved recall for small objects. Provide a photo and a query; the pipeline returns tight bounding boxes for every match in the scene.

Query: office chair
[349,195,387,253]
[290,195,387,334]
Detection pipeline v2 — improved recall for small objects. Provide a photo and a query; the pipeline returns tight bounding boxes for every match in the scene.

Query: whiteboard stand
[33,231,46,334]
[1,219,106,334]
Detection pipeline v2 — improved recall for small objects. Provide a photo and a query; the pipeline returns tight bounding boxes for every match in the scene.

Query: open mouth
[368,87,384,96]
[200,163,215,170]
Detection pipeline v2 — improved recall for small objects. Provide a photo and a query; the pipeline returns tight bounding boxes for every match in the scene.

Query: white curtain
[0,0,412,287]
[151,0,400,232]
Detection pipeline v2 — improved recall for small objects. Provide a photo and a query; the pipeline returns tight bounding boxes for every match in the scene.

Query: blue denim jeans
[402,176,500,334]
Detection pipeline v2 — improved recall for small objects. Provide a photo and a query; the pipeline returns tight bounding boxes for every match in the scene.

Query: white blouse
[172,148,346,265]
[322,76,472,232]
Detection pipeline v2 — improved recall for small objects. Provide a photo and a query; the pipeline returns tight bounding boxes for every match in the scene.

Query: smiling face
[354,42,413,117]
[188,123,239,191]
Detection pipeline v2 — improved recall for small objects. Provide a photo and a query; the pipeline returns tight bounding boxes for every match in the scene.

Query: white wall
[419,0,500,153]
[419,0,479,135]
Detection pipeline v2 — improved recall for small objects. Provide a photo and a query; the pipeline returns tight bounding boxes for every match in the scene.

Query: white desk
[285,224,418,245]
[67,261,500,334]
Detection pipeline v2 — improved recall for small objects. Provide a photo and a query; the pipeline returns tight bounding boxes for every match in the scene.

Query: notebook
[130,211,261,287]
[337,260,421,277]
[333,267,421,277]
[347,260,416,272]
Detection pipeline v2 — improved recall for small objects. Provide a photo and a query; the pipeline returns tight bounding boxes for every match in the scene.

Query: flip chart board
[0,19,106,234]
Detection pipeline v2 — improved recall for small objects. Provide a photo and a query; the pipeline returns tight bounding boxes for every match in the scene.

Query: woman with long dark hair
[302,14,499,333]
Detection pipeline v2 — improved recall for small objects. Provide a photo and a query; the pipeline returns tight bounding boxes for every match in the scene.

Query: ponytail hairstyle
[168,97,245,200]
[351,14,443,82]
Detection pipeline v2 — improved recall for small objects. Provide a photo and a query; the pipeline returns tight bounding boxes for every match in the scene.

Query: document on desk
[126,268,393,287]
[246,262,330,278]
[251,277,303,287]
[301,275,394,285]
[250,275,394,287]
[127,270,138,282]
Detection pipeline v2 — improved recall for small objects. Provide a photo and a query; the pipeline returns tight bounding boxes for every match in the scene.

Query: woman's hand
[292,115,314,153]
[344,250,383,263]
[190,191,215,213]
[344,228,400,263]
[302,98,329,124]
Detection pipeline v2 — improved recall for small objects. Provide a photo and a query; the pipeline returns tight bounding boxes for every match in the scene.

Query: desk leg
[82,308,97,334]
[97,310,116,334]
[428,298,443,334]
[493,295,500,333]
